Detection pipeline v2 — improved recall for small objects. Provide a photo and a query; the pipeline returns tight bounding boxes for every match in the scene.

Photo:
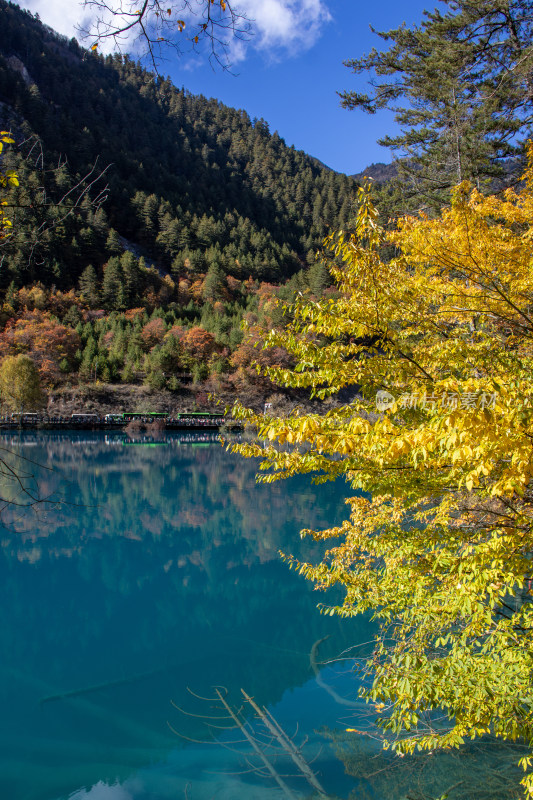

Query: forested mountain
[351,162,398,184]
[0,0,356,292]
[0,0,358,403]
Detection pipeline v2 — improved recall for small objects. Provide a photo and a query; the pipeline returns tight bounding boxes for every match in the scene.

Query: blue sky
[12,0,432,174]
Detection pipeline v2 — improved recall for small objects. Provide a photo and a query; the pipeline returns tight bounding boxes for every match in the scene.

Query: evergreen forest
[4,0,533,797]
[0,0,357,404]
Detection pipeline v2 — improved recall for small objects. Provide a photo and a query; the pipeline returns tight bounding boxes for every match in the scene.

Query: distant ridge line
[351,161,398,184]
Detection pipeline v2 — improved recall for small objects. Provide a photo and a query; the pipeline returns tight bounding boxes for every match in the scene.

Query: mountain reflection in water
[0,431,367,800]
[0,432,524,800]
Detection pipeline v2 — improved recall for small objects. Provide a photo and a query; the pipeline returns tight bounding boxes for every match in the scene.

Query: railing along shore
[0,414,241,431]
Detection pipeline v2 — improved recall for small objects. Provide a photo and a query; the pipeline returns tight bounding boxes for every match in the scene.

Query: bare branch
[78,0,253,73]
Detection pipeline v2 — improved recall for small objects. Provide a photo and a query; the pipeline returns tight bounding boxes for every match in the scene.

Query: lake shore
[43,381,339,418]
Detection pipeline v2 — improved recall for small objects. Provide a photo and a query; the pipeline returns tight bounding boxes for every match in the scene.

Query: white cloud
[70,780,133,800]
[12,0,139,54]
[14,0,90,42]
[233,0,332,61]
[12,0,332,62]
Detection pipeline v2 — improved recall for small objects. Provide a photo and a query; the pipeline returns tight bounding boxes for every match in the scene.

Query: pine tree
[341,0,533,207]
[106,228,123,255]
[101,257,126,310]
[120,251,142,306]
[79,336,97,379]
[307,261,330,296]
[78,264,100,307]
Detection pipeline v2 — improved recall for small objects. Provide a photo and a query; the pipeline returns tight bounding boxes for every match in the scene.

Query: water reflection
[0,431,367,800]
[0,432,524,800]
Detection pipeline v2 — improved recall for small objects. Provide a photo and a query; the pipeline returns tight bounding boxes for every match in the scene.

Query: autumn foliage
[0,131,18,241]
[140,317,166,350]
[233,150,533,794]
[0,310,80,384]
[0,353,45,411]
[181,326,217,362]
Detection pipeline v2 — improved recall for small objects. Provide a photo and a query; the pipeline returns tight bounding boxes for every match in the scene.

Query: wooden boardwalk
[0,414,241,432]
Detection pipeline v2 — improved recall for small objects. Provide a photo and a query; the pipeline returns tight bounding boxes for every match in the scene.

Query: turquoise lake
[0,431,524,800]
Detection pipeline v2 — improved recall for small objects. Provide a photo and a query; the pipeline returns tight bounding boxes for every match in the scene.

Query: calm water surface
[0,431,371,800]
[0,432,523,800]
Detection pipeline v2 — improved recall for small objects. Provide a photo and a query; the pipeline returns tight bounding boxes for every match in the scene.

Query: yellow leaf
[230,145,533,774]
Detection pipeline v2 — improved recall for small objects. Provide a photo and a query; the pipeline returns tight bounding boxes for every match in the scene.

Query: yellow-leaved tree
[232,148,533,794]
[0,354,45,413]
[0,131,18,240]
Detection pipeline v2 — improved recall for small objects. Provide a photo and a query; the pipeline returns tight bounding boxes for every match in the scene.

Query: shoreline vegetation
[4,0,533,796]
[40,379,339,420]
[0,0,357,426]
